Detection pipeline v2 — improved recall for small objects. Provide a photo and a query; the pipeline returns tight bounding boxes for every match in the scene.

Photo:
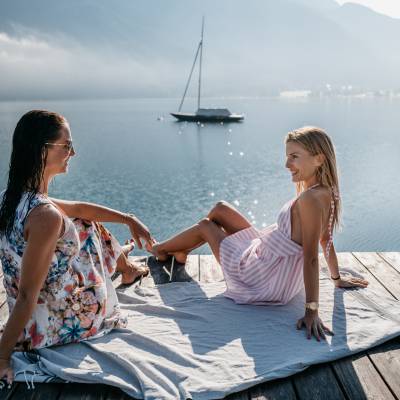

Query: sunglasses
[45,141,74,153]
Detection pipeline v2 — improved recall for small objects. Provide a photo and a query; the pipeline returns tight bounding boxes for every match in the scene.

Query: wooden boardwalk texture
[1,252,400,400]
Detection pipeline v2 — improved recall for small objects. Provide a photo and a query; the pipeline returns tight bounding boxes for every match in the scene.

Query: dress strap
[325,194,335,259]
[306,183,320,191]
[302,184,335,259]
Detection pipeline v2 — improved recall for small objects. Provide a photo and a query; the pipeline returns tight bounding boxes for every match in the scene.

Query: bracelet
[331,274,341,280]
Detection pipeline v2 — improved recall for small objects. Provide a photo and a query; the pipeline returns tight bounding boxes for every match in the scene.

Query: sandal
[121,260,149,285]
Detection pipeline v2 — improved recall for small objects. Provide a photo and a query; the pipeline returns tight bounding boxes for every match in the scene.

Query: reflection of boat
[171,17,244,123]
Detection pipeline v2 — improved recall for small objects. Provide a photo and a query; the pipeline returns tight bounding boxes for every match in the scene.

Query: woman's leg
[153,218,227,263]
[152,201,252,263]
[74,219,148,285]
[116,251,149,285]
[207,201,252,234]
[114,237,149,285]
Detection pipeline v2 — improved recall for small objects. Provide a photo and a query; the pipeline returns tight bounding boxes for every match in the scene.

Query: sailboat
[171,18,244,123]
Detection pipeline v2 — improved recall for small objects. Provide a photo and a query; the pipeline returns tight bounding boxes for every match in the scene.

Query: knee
[216,200,230,209]
[209,200,230,216]
[198,217,211,232]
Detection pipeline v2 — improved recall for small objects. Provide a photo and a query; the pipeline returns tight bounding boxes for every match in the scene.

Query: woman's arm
[0,205,62,381]
[299,194,322,304]
[320,235,369,289]
[50,198,130,223]
[320,236,340,279]
[50,198,154,249]
[296,193,333,341]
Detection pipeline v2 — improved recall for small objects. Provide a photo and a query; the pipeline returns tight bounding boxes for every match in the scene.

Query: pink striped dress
[219,198,304,305]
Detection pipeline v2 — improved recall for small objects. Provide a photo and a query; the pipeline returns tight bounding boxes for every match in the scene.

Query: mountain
[0,0,399,99]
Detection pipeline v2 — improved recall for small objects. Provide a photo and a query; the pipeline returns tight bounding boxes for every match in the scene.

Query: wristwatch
[305,302,319,311]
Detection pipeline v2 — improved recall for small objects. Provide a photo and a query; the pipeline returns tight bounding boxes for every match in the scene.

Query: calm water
[0,97,399,252]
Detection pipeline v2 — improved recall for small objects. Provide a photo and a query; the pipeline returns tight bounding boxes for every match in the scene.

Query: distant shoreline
[1,93,400,103]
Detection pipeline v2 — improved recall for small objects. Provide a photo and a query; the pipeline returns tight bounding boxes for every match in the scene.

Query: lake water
[0,97,399,253]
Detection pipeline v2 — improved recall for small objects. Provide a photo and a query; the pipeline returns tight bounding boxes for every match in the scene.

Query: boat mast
[177,20,203,112]
[197,17,204,110]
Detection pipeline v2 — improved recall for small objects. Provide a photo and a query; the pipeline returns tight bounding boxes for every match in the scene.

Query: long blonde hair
[285,126,341,231]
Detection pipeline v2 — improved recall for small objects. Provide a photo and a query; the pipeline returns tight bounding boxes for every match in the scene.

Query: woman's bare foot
[121,241,135,256]
[117,253,149,285]
[121,261,149,285]
[150,243,169,261]
[149,243,188,264]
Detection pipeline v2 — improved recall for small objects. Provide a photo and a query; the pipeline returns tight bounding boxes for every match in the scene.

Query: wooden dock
[1,252,400,399]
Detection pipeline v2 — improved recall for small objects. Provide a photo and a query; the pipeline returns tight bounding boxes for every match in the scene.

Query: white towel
[11,274,400,400]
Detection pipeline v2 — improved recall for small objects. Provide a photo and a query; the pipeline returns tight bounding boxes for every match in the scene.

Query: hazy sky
[336,0,400,18]
[1,0,400,100]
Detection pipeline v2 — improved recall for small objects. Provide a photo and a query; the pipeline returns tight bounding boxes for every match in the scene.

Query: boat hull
[170,112,244,123]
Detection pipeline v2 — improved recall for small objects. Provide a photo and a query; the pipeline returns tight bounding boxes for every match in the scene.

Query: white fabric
[11,273,400,400]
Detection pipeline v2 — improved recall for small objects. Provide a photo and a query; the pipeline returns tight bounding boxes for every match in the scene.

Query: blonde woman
[151,126,369,341]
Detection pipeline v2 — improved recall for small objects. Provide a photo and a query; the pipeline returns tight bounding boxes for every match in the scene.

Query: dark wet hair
[0,110,68,238]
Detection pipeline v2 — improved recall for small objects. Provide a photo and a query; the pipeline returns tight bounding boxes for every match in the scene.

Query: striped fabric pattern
[219,198,304,305]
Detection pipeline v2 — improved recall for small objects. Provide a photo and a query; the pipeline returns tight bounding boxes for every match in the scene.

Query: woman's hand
[0,358,13,386]
[127,214,155,250]
[334,275,369,289]
[296,309,333,341]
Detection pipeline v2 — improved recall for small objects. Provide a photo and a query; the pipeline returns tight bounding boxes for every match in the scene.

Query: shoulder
[296,187,332,222]
[296,190,323,212]
[25,203,63,237]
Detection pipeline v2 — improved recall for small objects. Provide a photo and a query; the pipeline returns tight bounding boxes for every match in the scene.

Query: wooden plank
[199,255,224,283]
[378,252,400,274]
[282,252,344,399]
[368,340,400,398]
[0,381,17,400]
[224,390,249,400]
[1,252,399,400]
[335,253,400,399]
[58,383,110,399]
[353,252,400,299]
[104,385,133,399]
[249,379,297,400]
[332,352,395,400]
[318,253,397,399]
[6,382,63,400]
[184,255,200,281]
[293,364,345,400]
[333,253,389,294]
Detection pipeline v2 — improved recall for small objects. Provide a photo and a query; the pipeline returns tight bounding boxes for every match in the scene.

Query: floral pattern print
[0,192,127,351]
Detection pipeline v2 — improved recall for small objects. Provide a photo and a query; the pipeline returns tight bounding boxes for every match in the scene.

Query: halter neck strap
[299,183,335,259]
[304,183,320,191]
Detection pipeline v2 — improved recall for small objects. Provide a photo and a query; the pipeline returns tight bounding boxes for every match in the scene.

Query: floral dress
[0,192,127,350]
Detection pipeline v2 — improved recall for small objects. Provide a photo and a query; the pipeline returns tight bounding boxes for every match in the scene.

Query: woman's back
[290,186,333,246]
